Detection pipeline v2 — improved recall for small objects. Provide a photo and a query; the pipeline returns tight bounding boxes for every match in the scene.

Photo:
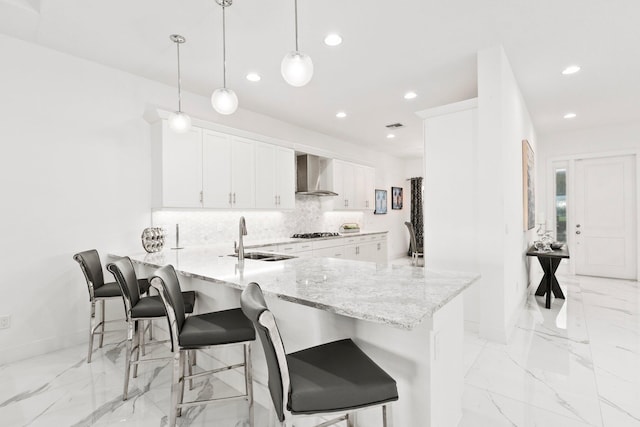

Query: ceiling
[1,0,639,158]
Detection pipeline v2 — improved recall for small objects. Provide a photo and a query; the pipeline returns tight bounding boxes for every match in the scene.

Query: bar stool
[405,221,424,266]
[73,249,151,363]
[106,257,196,400]
[151,264,256,427]
[240,282,398,427]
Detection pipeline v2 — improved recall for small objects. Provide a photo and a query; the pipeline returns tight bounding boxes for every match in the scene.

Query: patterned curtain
[408,177,424,256]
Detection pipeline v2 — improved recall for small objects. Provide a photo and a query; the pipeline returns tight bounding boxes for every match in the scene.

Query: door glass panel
[555,168,567,242]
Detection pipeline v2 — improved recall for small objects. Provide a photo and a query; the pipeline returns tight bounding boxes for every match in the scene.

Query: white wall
[0,34,408,364]
[476,46,537,342]
[419,101,480,323]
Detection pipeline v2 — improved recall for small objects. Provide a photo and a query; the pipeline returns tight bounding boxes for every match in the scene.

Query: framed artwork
[522,139,535,230]
[391,186,403,210]
[374,189,387,214]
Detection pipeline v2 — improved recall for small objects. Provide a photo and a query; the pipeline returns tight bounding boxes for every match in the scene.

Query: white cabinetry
[331,160,375,211]
[341,234,388,262]
[152,122,203,208]
[201,132,255,209]
[152,119,294,210]
[255,143,295,209]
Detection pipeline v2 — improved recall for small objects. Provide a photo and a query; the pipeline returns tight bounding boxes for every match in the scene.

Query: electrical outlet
[0,315,10,329]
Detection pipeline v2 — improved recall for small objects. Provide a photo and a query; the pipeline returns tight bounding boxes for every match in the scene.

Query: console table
[526,245,570,309]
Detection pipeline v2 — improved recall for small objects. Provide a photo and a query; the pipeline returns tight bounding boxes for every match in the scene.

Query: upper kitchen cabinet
[331,160,375,211]
[151,121,203,208]
[255,143,295,209]
[203,132,255,209]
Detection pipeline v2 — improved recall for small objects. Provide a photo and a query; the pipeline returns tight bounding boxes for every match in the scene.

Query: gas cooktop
[291,232,340,239]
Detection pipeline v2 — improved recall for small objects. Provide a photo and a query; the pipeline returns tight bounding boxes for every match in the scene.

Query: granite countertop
[121,245,479,330]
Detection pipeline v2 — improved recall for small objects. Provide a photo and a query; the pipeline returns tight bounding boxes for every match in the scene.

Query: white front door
[574,155,636,279]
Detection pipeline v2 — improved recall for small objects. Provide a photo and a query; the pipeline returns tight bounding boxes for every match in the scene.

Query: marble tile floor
[1,273,638,426]
[460,274,640,427]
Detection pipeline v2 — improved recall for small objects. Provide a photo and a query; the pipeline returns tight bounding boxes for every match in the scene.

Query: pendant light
[281,0,313,87]
[211,0,238,115]
[168,34,192,133]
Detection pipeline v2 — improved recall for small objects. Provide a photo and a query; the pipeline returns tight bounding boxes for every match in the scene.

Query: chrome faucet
[234,216,248,261]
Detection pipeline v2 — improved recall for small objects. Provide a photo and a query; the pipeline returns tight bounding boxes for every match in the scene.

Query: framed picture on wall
[391,186,403,209]
[522,139,535,230]
[374,189,387,214]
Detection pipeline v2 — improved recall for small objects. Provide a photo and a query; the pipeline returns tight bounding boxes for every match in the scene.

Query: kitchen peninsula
[123,246,479,426]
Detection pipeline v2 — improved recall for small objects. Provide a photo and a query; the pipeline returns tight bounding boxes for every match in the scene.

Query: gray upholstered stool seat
[93,279,150,298]
[178,308,255,349]
[129,292,195,319]
[288,338,398,415]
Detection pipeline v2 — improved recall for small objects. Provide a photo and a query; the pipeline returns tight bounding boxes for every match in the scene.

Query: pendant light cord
[222,3,227,88]
[176,41,183,112]
[294,0,299,52]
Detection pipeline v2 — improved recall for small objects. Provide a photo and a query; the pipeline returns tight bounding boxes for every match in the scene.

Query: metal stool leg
[139,320,146,357]
[188,350,194,390]
[169,352,182,427]
[245,344,254,427]
[99,299,106,348]
[133,321,141,378]
[123,321,134,400]
[382,404,392,427]
[148,319,153,341]
[87,301,96,363]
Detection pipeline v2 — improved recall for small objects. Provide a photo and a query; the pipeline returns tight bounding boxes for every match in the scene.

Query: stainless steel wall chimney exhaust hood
[296,154,338,196]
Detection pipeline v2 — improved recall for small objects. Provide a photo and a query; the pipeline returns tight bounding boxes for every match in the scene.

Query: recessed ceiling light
[404,91,417,100]
[246,72,261,82]
[324,33,343,46]
[336,111,347,118]
[386,133,395,139]
[564,112,577,119]
[562,65,581,75]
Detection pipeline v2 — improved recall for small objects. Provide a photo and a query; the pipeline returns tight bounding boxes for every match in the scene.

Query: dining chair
[151,264,256,427]
[73,249,151,362]
[404,221,424,266]
[240,282,398,427]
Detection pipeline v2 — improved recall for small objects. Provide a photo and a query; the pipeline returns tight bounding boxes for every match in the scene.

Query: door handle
[576,231,581,235]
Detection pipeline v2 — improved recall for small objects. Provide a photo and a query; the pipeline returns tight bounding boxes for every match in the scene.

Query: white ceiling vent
[385,123,404,129]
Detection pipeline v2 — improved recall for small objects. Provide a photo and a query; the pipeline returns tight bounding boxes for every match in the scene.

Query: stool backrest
[150,265,186,351]
[106,257,141,321]
[404,221,418,254]
[73,249,106,300]
[240,283,290,422]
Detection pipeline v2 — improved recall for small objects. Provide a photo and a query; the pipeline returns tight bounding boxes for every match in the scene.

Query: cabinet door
[255,143,277,208]
[162,123,203,208]
[230,137,256,209]
[363,166,375,210]
[333,160,356,209]
[202,131,232,208]
[275,147,295,209]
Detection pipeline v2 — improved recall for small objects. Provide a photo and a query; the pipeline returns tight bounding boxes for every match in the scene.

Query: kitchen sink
[228,252,296,262]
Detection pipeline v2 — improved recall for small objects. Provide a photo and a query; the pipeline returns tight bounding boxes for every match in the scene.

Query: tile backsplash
[152,196,365,247]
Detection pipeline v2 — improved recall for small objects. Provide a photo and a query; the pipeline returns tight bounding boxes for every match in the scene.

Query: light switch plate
[0,315,10,329]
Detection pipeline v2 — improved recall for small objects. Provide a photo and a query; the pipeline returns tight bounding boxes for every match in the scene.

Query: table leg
[533,256,565,308]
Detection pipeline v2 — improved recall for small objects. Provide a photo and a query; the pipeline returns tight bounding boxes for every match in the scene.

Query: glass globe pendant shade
[168,111,192,133]
[211,87,238,115]
[281,51,314,87]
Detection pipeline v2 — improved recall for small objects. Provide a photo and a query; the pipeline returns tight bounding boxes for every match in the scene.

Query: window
[555,168,567,242]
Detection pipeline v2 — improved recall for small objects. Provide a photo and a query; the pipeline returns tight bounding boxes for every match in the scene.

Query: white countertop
[121,245,479,330]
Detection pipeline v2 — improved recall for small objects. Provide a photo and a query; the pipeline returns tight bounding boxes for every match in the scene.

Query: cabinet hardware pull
[233,193,236,204]
[275,195,278,205]
[229,192,232,205]
[200,191,203,204]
